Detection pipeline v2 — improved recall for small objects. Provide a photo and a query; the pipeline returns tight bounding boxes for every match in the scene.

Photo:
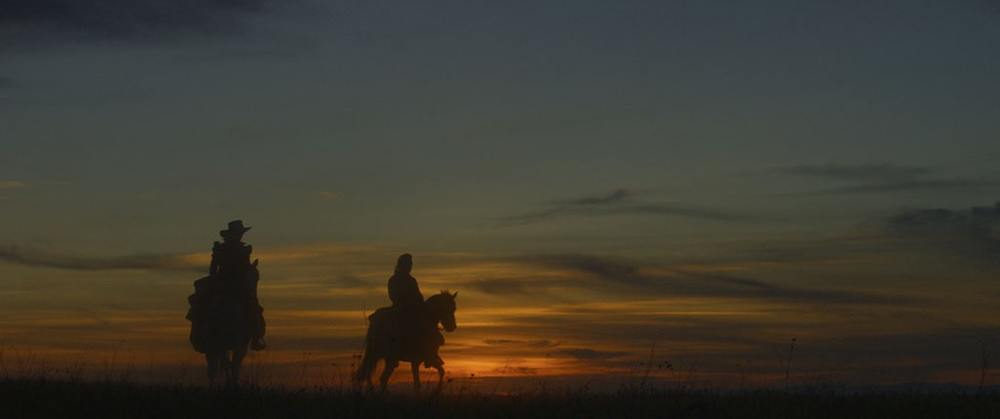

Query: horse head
[427,290,458,332]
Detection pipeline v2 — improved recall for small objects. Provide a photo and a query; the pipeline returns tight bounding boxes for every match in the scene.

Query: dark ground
[2,378,1000,419]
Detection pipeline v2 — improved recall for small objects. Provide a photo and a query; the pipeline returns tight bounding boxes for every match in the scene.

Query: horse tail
[354,318,377,383]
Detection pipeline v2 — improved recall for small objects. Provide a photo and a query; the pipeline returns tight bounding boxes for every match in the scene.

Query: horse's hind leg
[379,360,397,393]
[411,362,421,392]
[218,352,235,389]
[354,346,377,392]
[434,364,445,394]
[206,353,219,384]
[229,346,248,388]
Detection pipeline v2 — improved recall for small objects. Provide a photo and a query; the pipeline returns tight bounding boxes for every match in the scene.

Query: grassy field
[2,378,1000,419]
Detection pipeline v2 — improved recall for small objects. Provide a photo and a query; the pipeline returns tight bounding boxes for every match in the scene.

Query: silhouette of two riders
[187,220,267,352]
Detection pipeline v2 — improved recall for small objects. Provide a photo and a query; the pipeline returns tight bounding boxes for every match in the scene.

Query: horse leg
[411,361,421,392]
[434,364,445,394]
[355,343,378,392]
[206,352,219,385]
[218,351,231,388]
[379,359,397,393]
[228,346,247,388]
[363,359,376,392]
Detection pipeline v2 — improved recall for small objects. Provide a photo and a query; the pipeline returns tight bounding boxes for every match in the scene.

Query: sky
[1,0,1000,388]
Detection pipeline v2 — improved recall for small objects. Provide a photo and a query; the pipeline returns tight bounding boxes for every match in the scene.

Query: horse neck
[424,300,444,323]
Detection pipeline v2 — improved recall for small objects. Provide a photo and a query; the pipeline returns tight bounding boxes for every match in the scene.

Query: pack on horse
[186,220,267,386]
[355,254,458,393]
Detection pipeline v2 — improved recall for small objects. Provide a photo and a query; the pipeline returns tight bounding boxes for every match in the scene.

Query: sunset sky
[2,0,1000,387]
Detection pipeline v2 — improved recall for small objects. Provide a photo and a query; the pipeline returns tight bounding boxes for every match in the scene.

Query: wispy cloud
[506,253,909,306]
[806,179,999,195]
[0,180,28,189]
[561,189,631,206]
[0,245,204,272]
[1,0,291,48]
[499,189,750,226]
[466,277,575,296]
[884,201,1000,263]
[774,163,933,181]
[774,163,998,195]
[482,339,559,348]
[556,348,629,360]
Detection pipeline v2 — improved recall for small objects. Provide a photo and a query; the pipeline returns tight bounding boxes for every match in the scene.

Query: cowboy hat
[220,220,252,237]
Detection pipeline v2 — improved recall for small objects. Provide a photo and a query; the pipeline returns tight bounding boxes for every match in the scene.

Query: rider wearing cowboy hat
[211,220,267,350]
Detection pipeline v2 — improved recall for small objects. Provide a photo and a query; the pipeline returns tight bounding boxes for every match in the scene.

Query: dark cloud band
[1,0,278,46]
[0,245,202,272]
[499,188,750,226]
[773,163,998,196]
[502,253,909,306]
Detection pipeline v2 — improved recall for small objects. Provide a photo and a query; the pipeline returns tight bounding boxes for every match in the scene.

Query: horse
[355,291,457,393]
[189,260,260,387]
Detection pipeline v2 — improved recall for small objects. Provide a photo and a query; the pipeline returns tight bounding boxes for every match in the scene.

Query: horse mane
[425,290,457,309]
[426,290,450,303]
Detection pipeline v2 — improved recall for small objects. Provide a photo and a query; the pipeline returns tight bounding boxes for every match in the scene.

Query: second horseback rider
[387,254,443,366]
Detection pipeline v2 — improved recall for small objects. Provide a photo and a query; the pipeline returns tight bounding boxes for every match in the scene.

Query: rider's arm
[209,241,221,275]
[411,276,424,302]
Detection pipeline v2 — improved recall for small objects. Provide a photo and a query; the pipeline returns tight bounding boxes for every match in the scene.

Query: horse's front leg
[220,351,235,389]
[366,371,375,393]
[379,360,397,393]
[411,362,421,392]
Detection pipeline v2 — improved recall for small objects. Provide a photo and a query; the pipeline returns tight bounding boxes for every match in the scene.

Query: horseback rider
[387,254,442,365]
[209,220,267,350]
[388,254,423,308]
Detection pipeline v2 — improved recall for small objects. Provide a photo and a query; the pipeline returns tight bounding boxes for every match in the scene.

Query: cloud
[483,339,559,348]
[560,189,631,206]
[513,253,909,306]
[518,254,642,285]
[774,163,998,195]
[1,0,284,47]
[499,189,750,226]
[775,163,933,181]
[333,274,376,289]
[0,180,28,189]
[556,348,629,360]
[467,277,575,296]
[806,179,999,195]
[884,201,1000,262]
[0,245,204,272]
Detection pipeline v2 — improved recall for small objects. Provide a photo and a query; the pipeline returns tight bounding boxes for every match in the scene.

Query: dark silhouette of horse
[189,260,260,387]
[355,291,457,393]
